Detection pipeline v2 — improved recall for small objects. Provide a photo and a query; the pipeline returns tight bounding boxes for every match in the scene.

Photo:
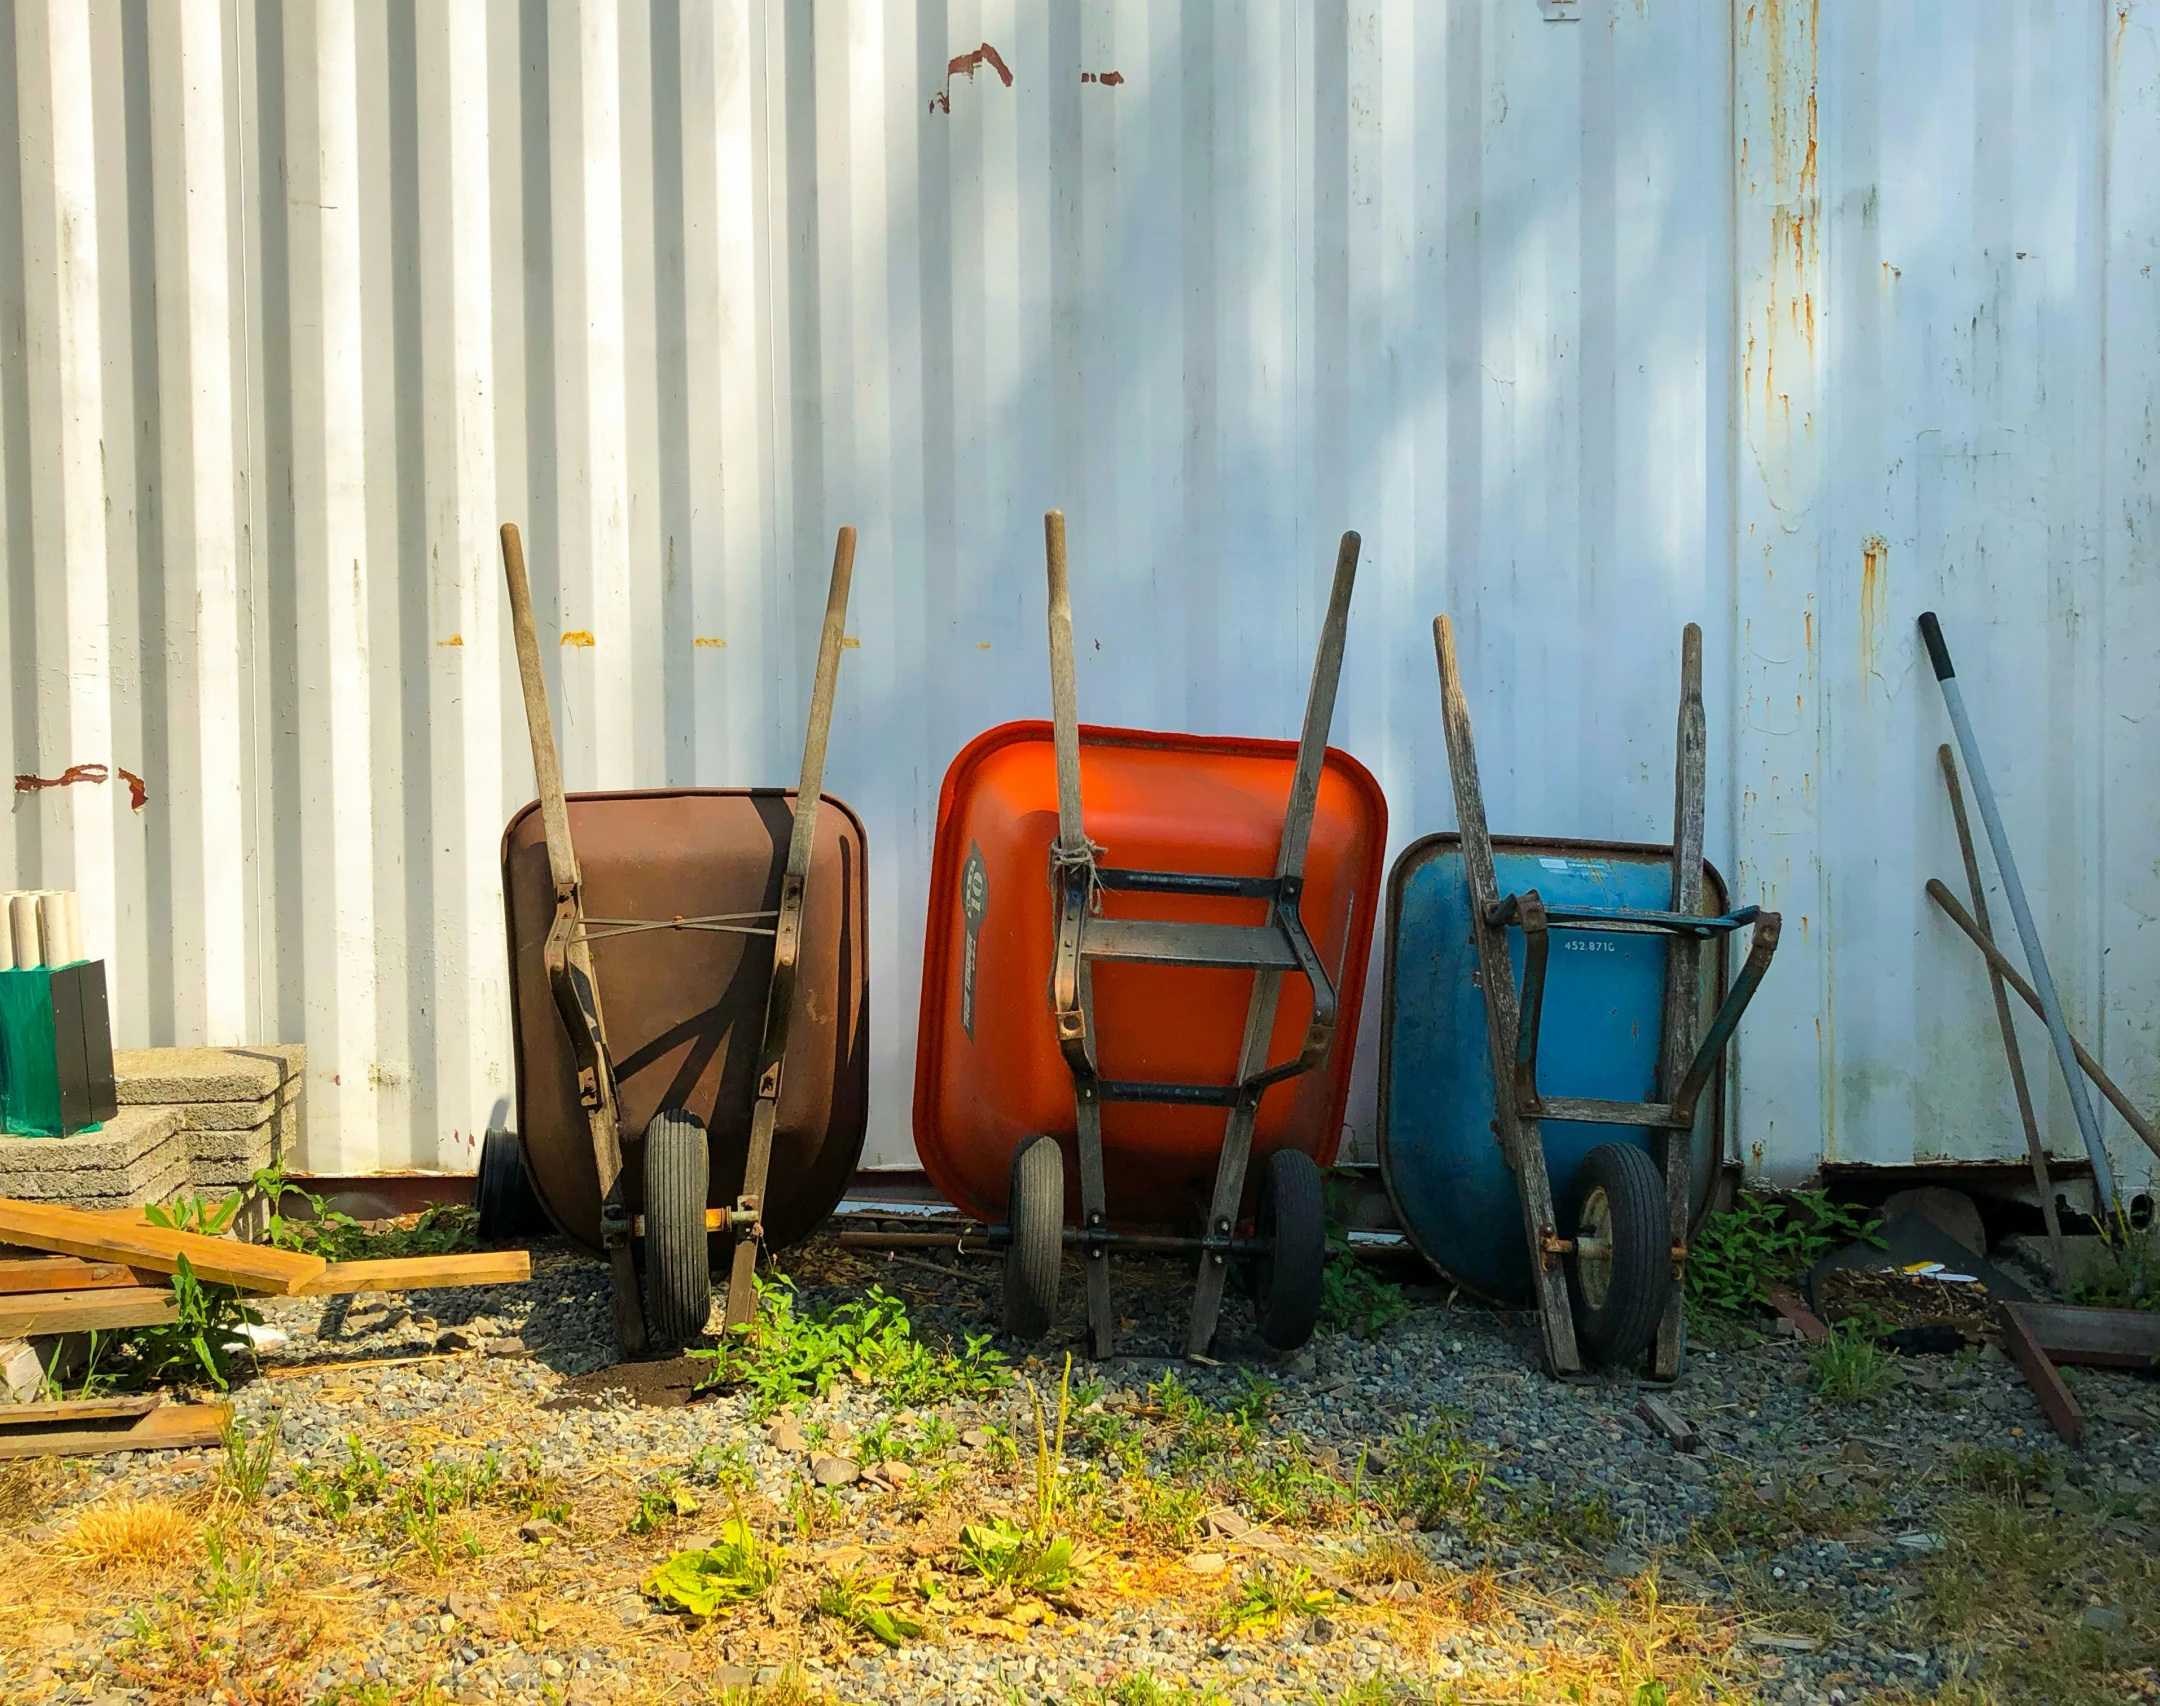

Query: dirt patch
[540,1353,716,1409]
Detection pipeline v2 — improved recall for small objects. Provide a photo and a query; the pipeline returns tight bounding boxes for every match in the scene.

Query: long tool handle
[1436,613,1581,1376]
[1937,744,2066,1280]
[725,525,858,1331]
[1919,613,2119,1216]
[502,523,577,895]
[1926,880,2160,1163]
[1045,511,1086,852]
[1185,532,1362,1359]
[1653,623,1707,1382]
[786,527,857,880]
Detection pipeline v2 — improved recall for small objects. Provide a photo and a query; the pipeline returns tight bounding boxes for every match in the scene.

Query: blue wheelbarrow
[1377,620,1781,1378]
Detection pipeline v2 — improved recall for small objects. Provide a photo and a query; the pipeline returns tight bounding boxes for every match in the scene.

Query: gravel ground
[1,1237,2155,1705]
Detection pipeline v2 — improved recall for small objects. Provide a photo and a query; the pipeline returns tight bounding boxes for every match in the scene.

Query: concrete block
[0,1106,190,1204]
[113,1043,303,1106]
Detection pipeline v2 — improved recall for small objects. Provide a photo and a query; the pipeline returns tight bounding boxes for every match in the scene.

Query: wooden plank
[0,1287,180,1338]
[0,1198,325,1294]
[1655,624,1707,1382]
[2001,1301,2084,1447]
[1435,615,1582,1376]
[1636,1393,1701,1452]
[2013,1301,2160,1369]
[0,1256,145,1294]
[0,1399,229,1462]
[0,1394,162,1427]
[296,1251,531,1296]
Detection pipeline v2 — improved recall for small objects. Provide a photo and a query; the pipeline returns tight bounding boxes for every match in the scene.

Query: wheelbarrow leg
[1044,510,1116,1358]
[1652,624,1706,1381]
[502,522,646,1358]
[1433,615,1583,1377]
[1186,532,1360,1358]
[724,526,858,1331]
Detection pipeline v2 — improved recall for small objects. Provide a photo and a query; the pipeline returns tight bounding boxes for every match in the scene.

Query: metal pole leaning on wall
[1918,612,2121,1220]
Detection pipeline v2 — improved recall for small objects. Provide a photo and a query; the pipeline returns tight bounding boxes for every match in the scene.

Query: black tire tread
[1255,1148,1326,1351]
[642,1109,713,1351]
[1567,1141,1670,1368]
[1002,1136,1064,1340]
[476,1127,549,1242]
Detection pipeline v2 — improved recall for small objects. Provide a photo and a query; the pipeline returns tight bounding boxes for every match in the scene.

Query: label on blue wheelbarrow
[961,842,989,1039]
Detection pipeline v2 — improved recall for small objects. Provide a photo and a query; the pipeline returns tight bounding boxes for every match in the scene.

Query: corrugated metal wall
[2,0,2155,1190]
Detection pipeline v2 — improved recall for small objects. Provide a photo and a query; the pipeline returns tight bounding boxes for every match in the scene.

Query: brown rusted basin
[501,788,869,1256]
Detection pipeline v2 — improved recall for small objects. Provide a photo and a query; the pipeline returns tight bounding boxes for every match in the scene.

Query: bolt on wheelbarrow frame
[1432,615,1781,1379]
[1004,511,1360,1361]
[498,521,857,1356]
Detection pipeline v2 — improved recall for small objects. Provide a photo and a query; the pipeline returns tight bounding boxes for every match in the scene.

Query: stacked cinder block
[0,1104,189,1210]
[113,1044,306,1192]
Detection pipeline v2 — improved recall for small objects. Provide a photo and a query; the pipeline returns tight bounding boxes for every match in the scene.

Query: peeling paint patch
[560,630,595,648]
[929,42,1013,113]
[436,634,464,647]
[1081,70,1124,86]
[841,637,861,649]
[118,768,148,811]
[693,636,726,649]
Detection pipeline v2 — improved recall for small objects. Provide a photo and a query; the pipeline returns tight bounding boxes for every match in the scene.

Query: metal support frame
[1433,616,1781,1379]
[1039,512,1359,1360]
[500,521,856,1355]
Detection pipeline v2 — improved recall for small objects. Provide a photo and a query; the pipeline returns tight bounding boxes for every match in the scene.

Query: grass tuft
[54,1499,198,1574]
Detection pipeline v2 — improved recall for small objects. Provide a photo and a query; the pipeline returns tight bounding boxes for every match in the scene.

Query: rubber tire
[1253,1149,1327,1351]
[475,1127,549,1242]
[1564,1141,1671,1369]
[1001,1135,1064,1340]
[641,1109,714,1352]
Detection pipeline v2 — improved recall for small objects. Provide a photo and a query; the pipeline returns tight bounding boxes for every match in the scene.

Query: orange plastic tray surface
[913,721,1386,1229]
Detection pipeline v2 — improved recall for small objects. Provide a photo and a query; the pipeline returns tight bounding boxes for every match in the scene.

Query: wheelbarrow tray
[913,719,1386,1229]
[502,788,869,1257]
[1378,834,1730,1306]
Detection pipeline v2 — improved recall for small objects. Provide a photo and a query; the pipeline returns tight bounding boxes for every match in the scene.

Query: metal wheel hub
[1574,1184,1615,1309]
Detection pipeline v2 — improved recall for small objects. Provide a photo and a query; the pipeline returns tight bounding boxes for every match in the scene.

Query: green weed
[115,1253,260,1391]
[1808,1324,1899,1404]
[814,1570,925,1648]
[196,1528,268,1613]
[691,1276,1008,1418]
[644,1516,785,1618]
[956,1514,1081,1595]
[1321,1252,1412,1337]
[218,1408,280,1507]
[1371,1415,1489,1531]
[1503,1482,1620,1551]
[1218,1563,1335,1635]
[1686,1189,1879,1317]
[1074,1676,1226,1706]
[253,1164,479,1262]
[627,1472,702,1535]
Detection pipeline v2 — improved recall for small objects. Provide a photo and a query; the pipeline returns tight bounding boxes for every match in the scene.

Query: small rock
[1306,1615,1337,1644]
[714,1666,756,1688]
[877,1459,916,1485]
[517,1517,561,1544]
[435,1329,476,1352]
[540,1660,566,1680]
[1205,1506,1254,1540]
[1894,1531,1945,1553]
[484,1336,527,1358]
[1780,1366,1811,1388]
[1602,1548,1649,1579]
[812,1454,861,1487]
[755,1668,783,1687]
[961,1427,995,1450]
[769,1423,810,1454]
[1182,1552,1228,1575]
[2082,1605,2127,1635]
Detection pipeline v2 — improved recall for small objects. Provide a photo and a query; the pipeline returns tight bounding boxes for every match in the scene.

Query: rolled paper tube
[10,893,41,968]
[38,892,68,968]
[61,889,83,964]
[0,896,14,972]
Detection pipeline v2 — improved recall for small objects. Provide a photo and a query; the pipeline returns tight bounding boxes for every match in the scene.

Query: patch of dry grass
[54,1496,200,1575]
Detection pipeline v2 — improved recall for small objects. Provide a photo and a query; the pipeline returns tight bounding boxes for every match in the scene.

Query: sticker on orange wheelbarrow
[961,841,989,1039]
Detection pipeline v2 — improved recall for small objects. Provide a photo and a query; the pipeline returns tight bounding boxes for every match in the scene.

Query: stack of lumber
[0,1195,530,1455]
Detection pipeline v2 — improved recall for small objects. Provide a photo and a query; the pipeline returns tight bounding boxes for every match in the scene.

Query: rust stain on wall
[1859,534,1889,683]
[13,762,149,811]
[929,42,1013,113]
[693,636,726,649]
[1081,70,1124,86]
[560,630,595,648]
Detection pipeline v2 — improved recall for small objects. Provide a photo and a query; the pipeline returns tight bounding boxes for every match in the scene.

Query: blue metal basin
[1378,835,1729,1305]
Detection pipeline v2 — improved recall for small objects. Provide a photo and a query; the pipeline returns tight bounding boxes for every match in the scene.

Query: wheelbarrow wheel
[1002,1135,1064,1340]
[1565,1142,1670,1368]
[1254,1148,1326,1351]
[642,1109,714,1351]
[476,1127,550,1242]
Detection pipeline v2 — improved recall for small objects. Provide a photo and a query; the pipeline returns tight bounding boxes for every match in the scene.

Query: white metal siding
[1,0,2154,1190]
